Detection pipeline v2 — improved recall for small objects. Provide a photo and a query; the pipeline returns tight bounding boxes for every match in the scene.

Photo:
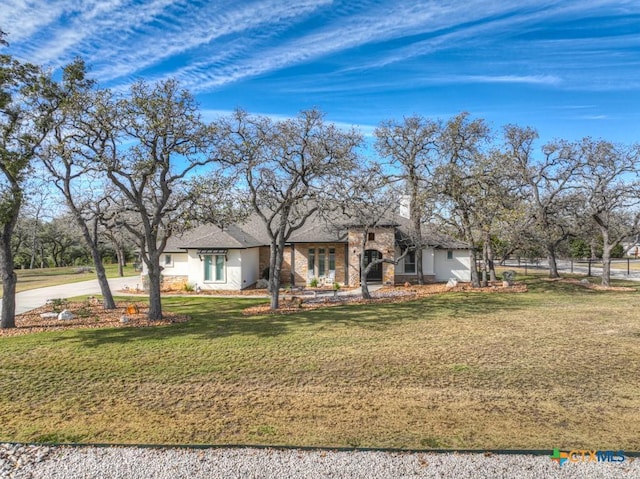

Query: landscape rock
[446,278,458,288]
[57,309,75,320]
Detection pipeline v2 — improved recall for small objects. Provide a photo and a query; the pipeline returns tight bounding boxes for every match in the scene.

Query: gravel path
[2,444,637,478]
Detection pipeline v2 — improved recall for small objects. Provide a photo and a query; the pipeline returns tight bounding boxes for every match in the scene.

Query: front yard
[0,273,638,450]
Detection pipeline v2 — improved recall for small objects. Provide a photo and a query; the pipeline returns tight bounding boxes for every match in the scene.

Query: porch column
[290,244,296,286]
[344,244,349,285]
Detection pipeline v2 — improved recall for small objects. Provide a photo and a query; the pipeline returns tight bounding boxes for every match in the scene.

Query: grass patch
[1,264,138,297]
[0,274,639,450]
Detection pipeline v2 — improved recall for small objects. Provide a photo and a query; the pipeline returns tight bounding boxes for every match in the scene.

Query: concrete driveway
[1,276,141,316]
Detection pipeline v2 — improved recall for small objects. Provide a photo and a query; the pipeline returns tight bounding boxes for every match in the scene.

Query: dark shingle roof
[164,211,468,250]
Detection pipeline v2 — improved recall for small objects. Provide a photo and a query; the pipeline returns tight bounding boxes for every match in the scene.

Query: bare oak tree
[578,139,640,286]
[98,80,219,320]
[435,112,492,288]
[218,109,361,309]
[41,61,118,308]
[329,163,409,299]
[375,116,439,284]
[0,39,61,328]
[507,126,583,277]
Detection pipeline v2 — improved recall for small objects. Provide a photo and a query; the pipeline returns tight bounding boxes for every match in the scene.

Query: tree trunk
[0,232,18,329]
[116,246,125,277]
[412,206,424,285]
[29,229,37,270]
[146,258,163,320]
[481,241,488,287]
[72,212,116,309]
[469,247,480,288]
[0,217,18,329]
[546,241,560,278]
[601,239,612,287]
[92,248,116,309]
[415,247,424,285]
[268,235,286,310]
[486,236,497,282]
[360,253,371,300]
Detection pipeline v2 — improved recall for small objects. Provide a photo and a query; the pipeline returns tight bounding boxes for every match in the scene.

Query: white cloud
[435,74,562,86]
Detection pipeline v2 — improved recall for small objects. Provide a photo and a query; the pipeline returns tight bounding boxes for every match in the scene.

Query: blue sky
[2,0,640,149]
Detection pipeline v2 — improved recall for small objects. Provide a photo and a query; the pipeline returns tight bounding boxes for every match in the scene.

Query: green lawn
[0,274,639,450]
[0,264,139,297]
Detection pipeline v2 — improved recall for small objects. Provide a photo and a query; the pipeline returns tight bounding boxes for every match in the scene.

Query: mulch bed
[1,300,189,337]
[242,281,529,316]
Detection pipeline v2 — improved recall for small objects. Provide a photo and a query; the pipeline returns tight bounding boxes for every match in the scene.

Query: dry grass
[0,273,639,450]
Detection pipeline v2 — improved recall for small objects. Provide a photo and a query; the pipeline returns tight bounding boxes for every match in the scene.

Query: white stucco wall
[140,252,188,276]
[394,246,436,275]
[160,252,189,276]
[434,249,471,281]
[422,248,435,275]
[183,249,258,291]
[241,248,259,289]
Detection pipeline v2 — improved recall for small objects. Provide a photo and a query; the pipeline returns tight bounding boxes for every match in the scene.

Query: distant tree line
[2,29,639,327]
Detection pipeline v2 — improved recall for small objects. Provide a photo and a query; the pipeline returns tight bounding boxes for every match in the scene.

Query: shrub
[183,282,196,292]
[48,298,68,313]
[309,277,319,288]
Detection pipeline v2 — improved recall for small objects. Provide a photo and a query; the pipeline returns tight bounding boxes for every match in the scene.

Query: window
[404,251,416,273]
[329,248,335,271]
[204,254,225,282]
[308,248,315,276]
[447,250,453,260]
[318,248,326,276]
[163,254,173,267]
[368,232,375,241]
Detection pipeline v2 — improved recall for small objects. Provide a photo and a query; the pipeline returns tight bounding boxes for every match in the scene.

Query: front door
[364,249,383,282]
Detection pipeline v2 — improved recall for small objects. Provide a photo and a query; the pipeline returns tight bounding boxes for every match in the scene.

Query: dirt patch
[543,277,637,291]
[243,282,528,316]
[1,300,189,337]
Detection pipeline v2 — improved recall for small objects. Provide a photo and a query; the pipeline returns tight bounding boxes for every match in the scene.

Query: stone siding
[288,243,347,286]
[348,227,396,286]
[159,275,189,291]
[259,243,347,286]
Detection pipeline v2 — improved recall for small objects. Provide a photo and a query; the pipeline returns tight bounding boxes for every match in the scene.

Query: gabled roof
[163,220,266,252]
[164,211,468,251]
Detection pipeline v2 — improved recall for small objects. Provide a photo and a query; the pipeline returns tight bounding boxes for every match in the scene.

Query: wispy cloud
[434,74,562,86]
[3,0,639,96]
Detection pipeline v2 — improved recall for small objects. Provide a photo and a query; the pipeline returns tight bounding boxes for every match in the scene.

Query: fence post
[628,258,630,275]
[571,259,573,273]
[588,260,591,277]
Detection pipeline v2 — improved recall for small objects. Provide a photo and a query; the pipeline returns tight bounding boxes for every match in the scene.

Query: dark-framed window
[404,251,416,273]
[319,248,326,277]
[308,248,315,276]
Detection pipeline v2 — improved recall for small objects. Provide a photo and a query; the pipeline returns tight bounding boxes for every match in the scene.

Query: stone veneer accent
[160,275,189,291]
[259,243,349,286]
[347,227,396,286]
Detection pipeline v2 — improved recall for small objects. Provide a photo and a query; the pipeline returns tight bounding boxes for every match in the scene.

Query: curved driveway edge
[3,276,141,316]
